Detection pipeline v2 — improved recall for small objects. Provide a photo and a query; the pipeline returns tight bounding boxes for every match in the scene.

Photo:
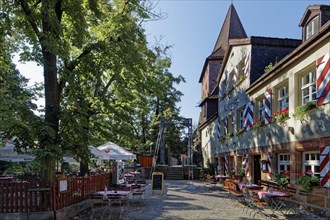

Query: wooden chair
[89,194,112,220]
[108,194,130,219]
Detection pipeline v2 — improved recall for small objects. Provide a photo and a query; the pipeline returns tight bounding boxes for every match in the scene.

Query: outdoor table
[238,183,263,192]
[126,183,146,190]
[258,190,292,215]
[215,175,230,182]
[94,190,132,197]
[124,173,134,181]
[130,171,141,180]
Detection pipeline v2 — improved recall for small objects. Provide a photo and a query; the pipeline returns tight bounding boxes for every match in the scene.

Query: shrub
[295,175,320,191]
[274,173,289,188]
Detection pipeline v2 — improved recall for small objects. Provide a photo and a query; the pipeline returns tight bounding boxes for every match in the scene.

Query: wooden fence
[0,173,110,213]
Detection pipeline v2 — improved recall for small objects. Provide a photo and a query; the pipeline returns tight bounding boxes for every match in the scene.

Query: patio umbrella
[97,141,136,160]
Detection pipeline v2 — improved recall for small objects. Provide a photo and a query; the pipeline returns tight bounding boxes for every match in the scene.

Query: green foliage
[253,119,264,131]
[1,0,185,182]
[236,128,245,137]
[293,101,317,120]
[220,136,226,144]
[226,132,234,139]
[264,62,273,73]
[4,161,41,176]
[295,176,320,191]
[238,168,245,177]
[228,169,235,177]
[274,173,289,188]
[201,160,217,176]
[272,109,289,124]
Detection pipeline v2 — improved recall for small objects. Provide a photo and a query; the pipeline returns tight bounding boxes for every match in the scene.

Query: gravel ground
[75,180,327,220]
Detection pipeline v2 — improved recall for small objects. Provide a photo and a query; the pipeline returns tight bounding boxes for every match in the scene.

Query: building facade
[198,4,246,168]
[215,5,330,212]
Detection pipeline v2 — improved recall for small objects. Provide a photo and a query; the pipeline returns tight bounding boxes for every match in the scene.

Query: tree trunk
[40,48,60,186]
[39,1,61,186]
[80,160,89,177]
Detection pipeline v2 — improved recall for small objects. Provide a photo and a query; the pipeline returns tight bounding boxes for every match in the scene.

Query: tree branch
[16,0,41,43]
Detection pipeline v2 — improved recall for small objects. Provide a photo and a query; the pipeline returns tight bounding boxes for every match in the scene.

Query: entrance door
[253,155,261,184]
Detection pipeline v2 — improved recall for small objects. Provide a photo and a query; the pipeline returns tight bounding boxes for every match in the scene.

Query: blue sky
[16,0,329,126]
[142,0,329,125]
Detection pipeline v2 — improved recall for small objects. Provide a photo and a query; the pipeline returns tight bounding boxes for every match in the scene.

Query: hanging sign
[58,176,69,193]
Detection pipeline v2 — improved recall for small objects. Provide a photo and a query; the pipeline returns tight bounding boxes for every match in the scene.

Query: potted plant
[220,136,226,144]
[227,169,235,178]
[293,101,317,120]
[238,168,245,181]
[253,119,264,130]
[236,128,245,137]
[295,175,320,191]
[272,108,289,123]
[274,173,289,188]
[226,132,234,139]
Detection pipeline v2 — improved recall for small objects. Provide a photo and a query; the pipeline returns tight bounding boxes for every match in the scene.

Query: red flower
[307,169,312,173]
[281,108,288,114]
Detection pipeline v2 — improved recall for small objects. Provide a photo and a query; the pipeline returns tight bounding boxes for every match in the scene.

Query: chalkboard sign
[152,172,164,194]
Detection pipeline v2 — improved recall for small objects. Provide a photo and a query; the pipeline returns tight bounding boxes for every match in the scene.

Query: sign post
[152,172,164,195]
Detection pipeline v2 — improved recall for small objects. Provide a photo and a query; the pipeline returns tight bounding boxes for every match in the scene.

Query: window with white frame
[256,97,264,121]
[277,85,289,111]
[303,151,320,177]
[301,70,316,105]
[278,153,290,174]
[306,17,319,40]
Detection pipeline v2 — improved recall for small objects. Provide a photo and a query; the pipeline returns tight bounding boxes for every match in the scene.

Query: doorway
[253,155,261,184]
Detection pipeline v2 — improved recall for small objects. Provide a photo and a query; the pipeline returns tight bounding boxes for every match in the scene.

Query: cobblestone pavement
[75,180,327,220]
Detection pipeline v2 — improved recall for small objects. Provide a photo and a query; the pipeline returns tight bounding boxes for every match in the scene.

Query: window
[237,156,243,174]
[237,108,244,130]
[301,70,316,104]
[303,151,320,177]
[228,114,234,134]
[306,17,319,40]
[256,98,264,120]
[278,153,290,174]
[277,85,289,111]
[222,118,228,136]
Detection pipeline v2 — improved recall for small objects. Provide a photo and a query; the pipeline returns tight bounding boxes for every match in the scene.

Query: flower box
[272,108,289,123]
[253,119,264,130]
[293,101,317,120]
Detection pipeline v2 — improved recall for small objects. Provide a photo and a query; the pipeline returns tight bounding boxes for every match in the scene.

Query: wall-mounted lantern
[261,160,268,173]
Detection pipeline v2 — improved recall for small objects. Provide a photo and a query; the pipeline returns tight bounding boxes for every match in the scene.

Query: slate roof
[212,3,247,55]
[299,4,330,27]
[198,4,247,83]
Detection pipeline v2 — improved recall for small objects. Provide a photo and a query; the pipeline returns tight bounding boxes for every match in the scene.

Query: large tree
[1,0,185,184]
[0,24,41,149]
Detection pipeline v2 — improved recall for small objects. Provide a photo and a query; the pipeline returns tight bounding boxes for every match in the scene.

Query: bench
[223,180,243,197]
[259,180,280,191]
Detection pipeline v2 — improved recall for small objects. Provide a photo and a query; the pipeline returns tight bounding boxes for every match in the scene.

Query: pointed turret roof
[212,4,247,57]
[199,4,247,83]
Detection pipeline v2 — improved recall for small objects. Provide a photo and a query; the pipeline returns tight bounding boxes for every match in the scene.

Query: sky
[15,0,329,126]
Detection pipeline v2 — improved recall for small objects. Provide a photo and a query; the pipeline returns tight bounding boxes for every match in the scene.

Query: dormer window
[306,16,319,40]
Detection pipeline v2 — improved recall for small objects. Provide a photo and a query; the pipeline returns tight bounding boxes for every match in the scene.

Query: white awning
[97,141,136,160]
